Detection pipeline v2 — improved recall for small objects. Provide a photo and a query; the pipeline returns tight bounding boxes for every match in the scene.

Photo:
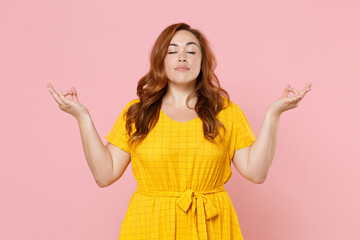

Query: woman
[47,23,312,239]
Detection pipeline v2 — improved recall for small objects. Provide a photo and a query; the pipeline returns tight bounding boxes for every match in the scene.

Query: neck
[162,81,197,108]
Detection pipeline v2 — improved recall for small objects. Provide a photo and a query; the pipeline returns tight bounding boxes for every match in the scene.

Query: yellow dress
[105,96,256,240]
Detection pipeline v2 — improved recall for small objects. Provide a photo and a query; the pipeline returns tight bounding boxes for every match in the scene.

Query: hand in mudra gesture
[46,83,89,120]
[269,82,312,117]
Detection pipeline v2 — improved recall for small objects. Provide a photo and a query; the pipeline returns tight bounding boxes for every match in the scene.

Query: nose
[178,52,187,62]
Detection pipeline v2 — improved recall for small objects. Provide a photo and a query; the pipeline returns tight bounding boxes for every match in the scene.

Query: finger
[299,83,313,97]
[282,84,291,97]
[48,87,65,105]
[58,91,73,105]
[288,87,300,96]
[46,84,72,97]
[300,88,310,97]
[303,82,312,91]
[47,83,58,94]
[61,90,74,97]
[71,87,79,101]
[46,83,61,98]
[46,82,53,89]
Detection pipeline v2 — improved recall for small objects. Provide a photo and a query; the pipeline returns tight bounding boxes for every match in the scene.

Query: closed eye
[168,52,196,54]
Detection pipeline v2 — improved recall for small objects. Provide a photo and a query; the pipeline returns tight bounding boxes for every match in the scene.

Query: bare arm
[47,83,131,187]
[232,110,279,184]
[77,114,131,187]
[232,83,312,184]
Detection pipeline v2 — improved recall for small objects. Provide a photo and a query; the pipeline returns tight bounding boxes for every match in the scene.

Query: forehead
[169,30,200,47]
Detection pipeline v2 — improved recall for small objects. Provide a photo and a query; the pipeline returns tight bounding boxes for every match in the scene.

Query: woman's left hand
[268,82,312,117]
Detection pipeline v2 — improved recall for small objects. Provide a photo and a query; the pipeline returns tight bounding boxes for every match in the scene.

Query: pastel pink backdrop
[1,0,359,239]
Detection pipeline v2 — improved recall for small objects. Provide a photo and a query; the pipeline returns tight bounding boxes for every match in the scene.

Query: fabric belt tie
[135,186,226,240]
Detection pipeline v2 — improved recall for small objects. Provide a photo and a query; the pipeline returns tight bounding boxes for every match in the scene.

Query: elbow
[97,183,108,188]
[95,178,110,188]
[246,165,269,184]
[96,181,107,188]
[249,174,267,184]
[253,178,266,184]
[96,175,118,188]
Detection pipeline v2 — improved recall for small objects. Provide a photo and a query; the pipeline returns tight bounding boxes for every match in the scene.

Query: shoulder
[218,96,248,125]
[115,98,140,117]
[122,98,140,110]
[126,98,140,106]
[220,95,240,113]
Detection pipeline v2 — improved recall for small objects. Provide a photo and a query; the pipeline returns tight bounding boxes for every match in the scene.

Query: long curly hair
[125,22,230,147]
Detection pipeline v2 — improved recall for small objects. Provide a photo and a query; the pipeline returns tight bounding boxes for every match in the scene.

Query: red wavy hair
[125,22,230,147]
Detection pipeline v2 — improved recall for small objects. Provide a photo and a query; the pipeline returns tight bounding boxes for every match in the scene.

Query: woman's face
[164,30,202,86]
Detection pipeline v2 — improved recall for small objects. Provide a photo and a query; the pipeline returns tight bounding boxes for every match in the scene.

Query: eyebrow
[169,42,199,48]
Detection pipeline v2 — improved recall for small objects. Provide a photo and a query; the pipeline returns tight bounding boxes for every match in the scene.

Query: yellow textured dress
[105,96,256,240]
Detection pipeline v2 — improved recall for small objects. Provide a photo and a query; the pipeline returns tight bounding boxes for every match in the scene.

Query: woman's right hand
[46,83,89,120]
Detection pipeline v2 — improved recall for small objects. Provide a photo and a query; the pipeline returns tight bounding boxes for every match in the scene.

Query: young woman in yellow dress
[47,22,312,240]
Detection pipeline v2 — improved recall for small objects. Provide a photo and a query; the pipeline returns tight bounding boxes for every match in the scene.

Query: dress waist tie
[135,186,226,240]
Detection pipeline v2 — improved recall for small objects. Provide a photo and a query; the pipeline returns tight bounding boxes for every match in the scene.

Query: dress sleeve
[230,102,256,151]
[105,100,137,153]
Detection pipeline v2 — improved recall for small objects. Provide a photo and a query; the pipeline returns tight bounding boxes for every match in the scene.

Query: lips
[175,65,190,70]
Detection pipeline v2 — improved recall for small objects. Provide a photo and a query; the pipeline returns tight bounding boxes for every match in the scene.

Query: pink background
[1,0,359,239]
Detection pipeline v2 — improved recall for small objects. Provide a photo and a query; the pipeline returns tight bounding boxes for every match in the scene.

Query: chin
[168,78,197,85]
